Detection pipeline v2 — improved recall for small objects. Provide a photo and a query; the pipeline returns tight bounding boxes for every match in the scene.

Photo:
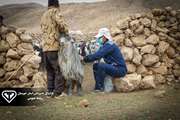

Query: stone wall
[0,26,46,88]
[112,7,180,92]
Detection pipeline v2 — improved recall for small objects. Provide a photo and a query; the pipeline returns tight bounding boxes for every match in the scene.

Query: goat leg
[67,80,73,96]
[77,80,83,96]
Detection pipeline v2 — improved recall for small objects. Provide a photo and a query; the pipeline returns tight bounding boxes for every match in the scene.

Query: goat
[58,34,84,96]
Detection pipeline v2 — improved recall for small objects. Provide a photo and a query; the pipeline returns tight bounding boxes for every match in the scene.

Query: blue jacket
[86,41,127,71]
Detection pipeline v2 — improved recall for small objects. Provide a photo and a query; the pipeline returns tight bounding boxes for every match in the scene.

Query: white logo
[1,90,17,103]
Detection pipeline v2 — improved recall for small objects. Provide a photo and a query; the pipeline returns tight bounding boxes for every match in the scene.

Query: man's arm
[84,43,114,62]
[55,12,69,34]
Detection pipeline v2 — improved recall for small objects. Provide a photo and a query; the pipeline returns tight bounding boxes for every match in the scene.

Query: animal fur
[58,35,84,96]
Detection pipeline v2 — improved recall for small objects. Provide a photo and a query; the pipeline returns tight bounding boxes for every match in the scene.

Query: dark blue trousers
[93,63,127,90]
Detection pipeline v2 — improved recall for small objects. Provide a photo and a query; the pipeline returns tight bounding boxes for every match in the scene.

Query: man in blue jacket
[84,28,127,92]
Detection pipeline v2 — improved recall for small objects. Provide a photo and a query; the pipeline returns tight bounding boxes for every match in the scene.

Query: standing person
[41,0,69,97]
[0,15,3,27]
[83,28,127,92]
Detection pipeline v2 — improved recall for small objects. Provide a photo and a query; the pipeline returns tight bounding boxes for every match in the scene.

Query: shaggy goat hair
[58,34,84,96]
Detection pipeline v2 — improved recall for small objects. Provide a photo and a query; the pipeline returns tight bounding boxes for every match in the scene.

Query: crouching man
[83,28,127,92]
[41,0,69,97]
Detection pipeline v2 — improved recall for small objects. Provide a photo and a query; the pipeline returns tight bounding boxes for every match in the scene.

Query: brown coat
[40,8,68,52]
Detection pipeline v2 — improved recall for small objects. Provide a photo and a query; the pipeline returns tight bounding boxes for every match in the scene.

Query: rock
[151,64,168,75]
[0,68,5,78]
[0,26,9,34]
[23,65,38,77]
[6,49,20,59]
[132,48,142,65]
[111,27,123,37]
[158,21,166,27]
[135,25,144,34]
[161,55,174,68]
[131,35,146,47]
[121,46,134,61]
[124,38,133,47]
[156,27,169,33]
[19,75,29,83]
[117,19,129,30]
[0,40,10,52]
[0,56,6,66]
[158,41,169,53]
[140,75,156,89]
[153,62,161,68]
[145,12,154,19]
[165,6,172,12]
[16,28,26,35]
[4,69,23,80]
[142,54,159,66]
[32,72,46,88]
[140,18,151,27]
[21,54,41,69]
[125,29,134,37]
[0,52,6,57]
[146,34,159,45]
[152,8,164,16]
[130,20,140,30]
[127,63,136,73]
[151,19,157,31]
[140,45,156,54]
[173,69,180,77]
[79,99,89,108]
[174,32,180,39]
[173,64,180,69]
[134,13,142,19]
[6,32,21,48]
[137,64,148,74]
[20,33,32,43]
[3,60,20,72]
[113,34,125,45]
[144,28,151,37]
[154,90,166,98]
[166,75,175,82]
[158,32,168,40]
[17,43,34,56]
[155,74,166,84]
[114,73,142,92]
[175,56,180,65]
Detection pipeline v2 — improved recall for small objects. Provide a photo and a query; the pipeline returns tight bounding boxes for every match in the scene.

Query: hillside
[0,0,180,33]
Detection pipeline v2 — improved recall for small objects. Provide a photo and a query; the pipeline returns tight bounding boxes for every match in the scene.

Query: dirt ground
[0,84,180,120]
[0,65,180,120]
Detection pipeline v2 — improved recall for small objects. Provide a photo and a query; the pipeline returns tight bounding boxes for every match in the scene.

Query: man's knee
[97,63,107,70]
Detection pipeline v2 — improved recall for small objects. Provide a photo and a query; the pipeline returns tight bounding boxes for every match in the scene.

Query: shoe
[54,92,67,99]
[93,89,104,93]
[60,92,68,97]
[46,92,54,98]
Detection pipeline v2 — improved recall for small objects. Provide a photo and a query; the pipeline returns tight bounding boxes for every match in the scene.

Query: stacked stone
[0,25,45,88]
[111,7,180,92]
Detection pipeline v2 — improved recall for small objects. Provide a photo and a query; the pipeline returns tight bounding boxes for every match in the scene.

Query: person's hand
[80,56,86,65]
[83,56,89,63]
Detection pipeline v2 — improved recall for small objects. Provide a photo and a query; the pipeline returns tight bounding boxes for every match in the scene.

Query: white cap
[95,28,112,41]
